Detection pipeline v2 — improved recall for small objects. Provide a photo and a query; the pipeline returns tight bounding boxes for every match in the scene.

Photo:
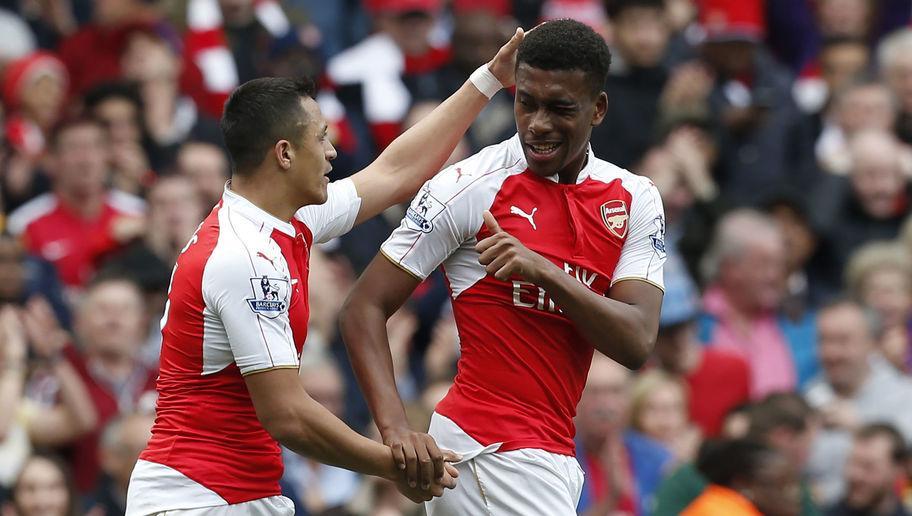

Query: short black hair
[220,77,316,173]
[606,0,665,20]
[516,19,611,96]
[856,423,908,465]
[83,81,144,112]
[697,438,778,488]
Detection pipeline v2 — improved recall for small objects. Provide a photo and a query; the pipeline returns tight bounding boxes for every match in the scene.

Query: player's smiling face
[293,97,336,205]
[514,63,607,180]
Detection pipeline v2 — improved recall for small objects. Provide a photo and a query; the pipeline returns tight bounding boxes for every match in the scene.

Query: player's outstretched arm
[348,28,524,225]
[476,211,663,369]
[339,255,449,491]
[245,367,458,502]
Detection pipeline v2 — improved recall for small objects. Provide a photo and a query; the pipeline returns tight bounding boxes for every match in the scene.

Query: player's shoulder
[204,206,287,286]
[423,135,527,203]
[588,156,657,197]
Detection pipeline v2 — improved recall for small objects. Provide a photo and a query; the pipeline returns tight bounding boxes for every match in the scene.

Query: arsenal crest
[600,200,629,239]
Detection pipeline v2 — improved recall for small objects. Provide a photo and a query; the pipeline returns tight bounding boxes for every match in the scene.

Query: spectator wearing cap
[811,129,911,296]
[805,299,912,506]
[652,257,750,438]
[575,353,674,516]
[654,393,820,516]
[6,117,146,291]
[827,423,910,516]
[590,0,676,169]
[698,209,807,399]
[697,0,818,203]
[1,51,68,160]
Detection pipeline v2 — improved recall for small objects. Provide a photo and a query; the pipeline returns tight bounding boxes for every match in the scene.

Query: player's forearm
[372,81,488,196]
[537,266,654,369]
[339,296,411,435]
[275,394,397,480]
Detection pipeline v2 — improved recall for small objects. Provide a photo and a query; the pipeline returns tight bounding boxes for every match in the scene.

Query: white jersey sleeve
[202,237,298,375]
[610,178,666,290]
[294,178,362,244]
[381,140,521,280]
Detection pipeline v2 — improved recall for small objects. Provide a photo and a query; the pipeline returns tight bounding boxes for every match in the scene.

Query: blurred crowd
[0,0,911,515]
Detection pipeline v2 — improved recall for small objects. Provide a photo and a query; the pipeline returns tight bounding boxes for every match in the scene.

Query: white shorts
[425,413,585,516]
[149,496,294,515]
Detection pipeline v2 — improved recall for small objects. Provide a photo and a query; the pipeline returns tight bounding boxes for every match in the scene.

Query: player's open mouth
[526,141,561,160]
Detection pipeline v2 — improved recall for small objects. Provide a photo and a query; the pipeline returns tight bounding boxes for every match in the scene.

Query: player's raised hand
[476,210,551,282]
[383,426,461,491]
[486,27,525,88]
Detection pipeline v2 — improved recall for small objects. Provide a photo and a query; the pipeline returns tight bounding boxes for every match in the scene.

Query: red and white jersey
[382,135,665,457]
[127,180,361,515]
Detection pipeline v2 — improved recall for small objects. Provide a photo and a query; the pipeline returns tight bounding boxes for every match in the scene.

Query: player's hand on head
[486,27,524,88]
[476,210,551,282]
[383,426,459,491]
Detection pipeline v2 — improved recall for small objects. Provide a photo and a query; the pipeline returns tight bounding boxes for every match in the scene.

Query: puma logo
[510,205,538,230]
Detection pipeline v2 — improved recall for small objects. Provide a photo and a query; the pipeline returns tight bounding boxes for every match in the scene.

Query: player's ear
[592,91,608,127]
[275,140,294,170]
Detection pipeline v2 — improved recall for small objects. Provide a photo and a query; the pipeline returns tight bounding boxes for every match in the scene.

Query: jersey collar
[508,133,596,185]
[222,181,296,237]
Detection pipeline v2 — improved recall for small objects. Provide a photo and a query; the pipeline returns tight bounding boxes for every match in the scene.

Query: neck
[230,173,299,222]
[557,148,589,185]
[88,351,135,382]
[58,189,104,217]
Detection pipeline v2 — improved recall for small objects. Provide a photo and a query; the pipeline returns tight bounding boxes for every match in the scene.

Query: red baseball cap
[698,0,765,42]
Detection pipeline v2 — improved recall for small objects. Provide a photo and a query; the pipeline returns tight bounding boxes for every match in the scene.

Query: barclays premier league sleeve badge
[247,275,290,318]
[405,186,446,233]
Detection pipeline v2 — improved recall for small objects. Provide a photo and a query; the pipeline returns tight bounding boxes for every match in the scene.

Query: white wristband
[470,64,503,99]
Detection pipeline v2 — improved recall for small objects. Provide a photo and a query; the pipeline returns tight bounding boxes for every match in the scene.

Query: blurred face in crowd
[818,303,873,395]
[12,456,71,516]
[844,434,903,511]
[746,453,801,516]
[101,414,154,488]
[121,32,180,84]
[820,42,869,94]
[452,12,508,74]
[93,96,142,145]
[637,148,693,223]
[834,83,895,135]
[21,73,66,130]
[634,378,688,445]
[380,11,434,56]
[148,176,204,251]
[701,40,755,79]
[654,322,698,373]
[817,0,871,38]
[514,63,607,179]
[768,204,817,274]
[93,0,137,26]
[577,354,631,440]
[612,6,670,68]
[859,267,912,328]
[765,422,816,470]
[52,121,109,199]
[77,280,146,359]
[177,142,230,208]
[300,363,345,418]
[883,51,912,112]
[719,227,787,313]
[849,132,906,219]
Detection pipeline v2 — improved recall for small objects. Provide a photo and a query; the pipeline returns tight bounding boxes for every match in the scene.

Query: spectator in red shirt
[6,117,146,291]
